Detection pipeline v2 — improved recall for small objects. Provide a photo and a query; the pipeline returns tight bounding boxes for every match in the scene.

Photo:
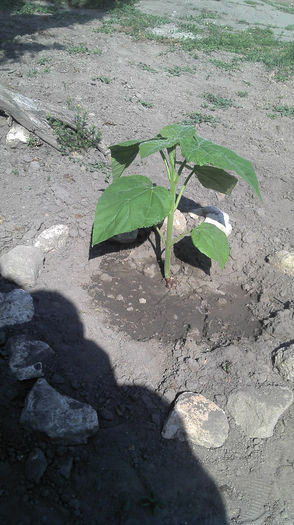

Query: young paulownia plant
[92,124,261,286]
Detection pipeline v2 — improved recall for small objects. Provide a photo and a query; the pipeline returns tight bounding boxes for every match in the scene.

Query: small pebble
[139,297,146,304]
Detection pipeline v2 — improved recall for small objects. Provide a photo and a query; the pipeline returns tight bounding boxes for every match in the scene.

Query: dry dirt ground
[0,0,294,524]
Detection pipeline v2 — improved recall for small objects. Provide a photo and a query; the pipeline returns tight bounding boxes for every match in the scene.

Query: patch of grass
[88,160,111,182]
[271,105,294,118]
[135,62,157,73]
[165,65,194,76]
[261,0,294,15]
[285,24,294,30]
[47,103,101,155]
[12,2,57,14]
[27,136,38,147]
[139,100,154,108]
[182,111,220,127]
[92,75,111,84]
[236,90,248,97]
[94,4,170,39]
[245,0,259,5]
[203,92,235,109]
[210,58,240,71]
[27,68,38,78]
[38,57,51,66]
[66,43,102,55]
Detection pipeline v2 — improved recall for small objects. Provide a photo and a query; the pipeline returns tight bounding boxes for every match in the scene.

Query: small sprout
[236,91,248,97]
[139,100,154,108]
[221,361,232,374]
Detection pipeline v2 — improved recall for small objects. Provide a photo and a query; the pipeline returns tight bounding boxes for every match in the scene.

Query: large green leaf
[110,139,143,180]
[195,166,238,195]
[139,138,178,159]
[92,175,172,246]
[191,222,229,269]
[180,134,261,199]
[159,123,195,142]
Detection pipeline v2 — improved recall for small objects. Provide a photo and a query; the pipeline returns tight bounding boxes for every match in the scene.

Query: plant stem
[164,147,177,280]
[155,225,166,246]
[174,169,195,210]
[160,151,171,182]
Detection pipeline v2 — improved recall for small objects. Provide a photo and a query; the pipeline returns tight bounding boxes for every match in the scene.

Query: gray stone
[0,289,34,328]
[162,210,187,235]
[6,123,30,147]
[227,387,293,438]
[263,309,294,342]
[0,245,44,288]
[25,448,47,483]
[34,224,69,253]
[21,379,99,444]
[7,335,55,381]
[273,345,294,382]
[162,392,229,449]
[112,230,138,243]
[269,250,294,277]
[59,456,73,479]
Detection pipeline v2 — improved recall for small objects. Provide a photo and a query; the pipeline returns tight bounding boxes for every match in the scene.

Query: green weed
[12,2,57,14]
[47,104,101,155]
[183,111,220,127]
[271,105,294,118]
[285,24,294,30]
[210,58,240,71]
[92,75,111,84]
[236,90,248,97]
[38,57,51,66]
[135,62,157,73]
[27,69,38,78]
[203,93,235,109]
[66,43,102,55]
[139,100,154,108]
[165,65,194,76]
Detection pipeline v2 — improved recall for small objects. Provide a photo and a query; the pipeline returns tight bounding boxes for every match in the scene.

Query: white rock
[162,209,187,235]
[0,289,34,328]
[34,224,69,253]
[162,392,229,449]
[6,123,31,147]
[273,345,294,382]
[7,335,55,381]
[0,245,44,288]
[112,230,138,243]
[189,206,232,236]
[268,250,294,277]
[21,379,99,444]
[227,387,293,438]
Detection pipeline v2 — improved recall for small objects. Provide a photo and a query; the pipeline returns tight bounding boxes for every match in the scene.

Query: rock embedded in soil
[162,209,187,234]
[25,447,47,483]
[273,345,294,382]
[20,379,99,444]
[0,245,44,288]
[6,123,30,147]
[227,387,293,438]
[263,309,294,342]
[189,206,232,236]
[33,224,69,253]
[268,250,294,277]
[7,334,55,381]
[162,392,229,449]
[0,289,34,328]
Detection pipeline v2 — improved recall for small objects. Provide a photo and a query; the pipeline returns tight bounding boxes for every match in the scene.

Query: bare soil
[0,1,294,524]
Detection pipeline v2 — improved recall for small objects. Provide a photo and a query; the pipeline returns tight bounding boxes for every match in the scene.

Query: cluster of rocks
[0,224,69,288]
[0,289,99,451]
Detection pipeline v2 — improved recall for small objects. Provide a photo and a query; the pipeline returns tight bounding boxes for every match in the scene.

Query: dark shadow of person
[0,285,228,525]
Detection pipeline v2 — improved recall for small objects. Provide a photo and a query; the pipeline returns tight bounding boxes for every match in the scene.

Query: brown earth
[0,1,294,524]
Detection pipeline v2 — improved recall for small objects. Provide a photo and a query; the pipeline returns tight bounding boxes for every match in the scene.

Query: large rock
[227,387,293,438]
[268,250,294,277]
[21,379,99,444]
[0,245,44,288]
[34,224,69,253]
[263,309,294,342]
[162,209,187,235]
[162,392,229,449]
[25,448,47,483]
[7,335,55,380]
[0,289,34,328]
[273,345,294,383]
[6,123,30,147]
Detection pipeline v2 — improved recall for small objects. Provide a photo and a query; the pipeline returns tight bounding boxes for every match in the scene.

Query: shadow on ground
[0,278,228,524]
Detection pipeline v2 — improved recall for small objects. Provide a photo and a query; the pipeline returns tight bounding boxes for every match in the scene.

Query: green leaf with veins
[195,166,238,194]
[191,222,230,269]
[180,134,261,198]
[110,139,144,179]
[139,138,178,159]
[92,175,172,246]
